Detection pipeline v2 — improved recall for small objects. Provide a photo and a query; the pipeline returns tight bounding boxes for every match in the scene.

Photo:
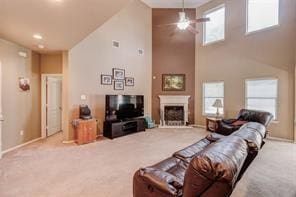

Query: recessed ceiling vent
[18,51,28,58]
[112,40,120,48]
[138,49,144,55]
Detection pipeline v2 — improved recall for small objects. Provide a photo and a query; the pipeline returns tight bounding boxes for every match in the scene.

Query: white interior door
[46,76,62,136]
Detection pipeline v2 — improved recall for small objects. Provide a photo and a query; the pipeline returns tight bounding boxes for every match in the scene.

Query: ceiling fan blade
[190,17,210,23]
[156,22,179,28]
[169,28,179,37]
[187,25,199,34]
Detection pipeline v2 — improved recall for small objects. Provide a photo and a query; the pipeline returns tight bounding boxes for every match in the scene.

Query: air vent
[138,49,144,55]
[18,51,28,58]
[112,40,120,48]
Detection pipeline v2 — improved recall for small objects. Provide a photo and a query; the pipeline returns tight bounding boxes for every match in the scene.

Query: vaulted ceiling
[0,0,212,53]
[140,0,212,8]
[0,0,132,53]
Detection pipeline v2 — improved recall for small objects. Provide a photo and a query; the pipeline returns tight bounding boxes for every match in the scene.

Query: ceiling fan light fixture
[177,19,190,30]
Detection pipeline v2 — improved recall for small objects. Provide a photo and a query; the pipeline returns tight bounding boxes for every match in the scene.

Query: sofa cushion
[232,120,248,126]
[241,122,266,138]
[187,136,248,186]
[232,122,266,151]
[173,138,211,163]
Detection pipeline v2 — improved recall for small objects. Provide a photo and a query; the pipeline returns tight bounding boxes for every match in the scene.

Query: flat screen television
[105,95,144,121]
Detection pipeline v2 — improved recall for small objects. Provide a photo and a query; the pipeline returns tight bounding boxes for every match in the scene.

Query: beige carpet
[0,128,295,197]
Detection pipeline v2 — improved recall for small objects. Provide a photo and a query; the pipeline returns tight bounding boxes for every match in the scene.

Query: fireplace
[159,95,191,128]
[164,106,184,126]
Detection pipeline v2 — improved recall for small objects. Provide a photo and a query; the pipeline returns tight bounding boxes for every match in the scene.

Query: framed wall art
[162,74,185,91]
[114,80,124,90]
[113,68,125,80]
[101,74,112,85]
[125,77,134,86]
[19,77,30,92]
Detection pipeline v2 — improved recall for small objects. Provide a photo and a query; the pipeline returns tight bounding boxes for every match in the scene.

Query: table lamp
[212,99,223,118]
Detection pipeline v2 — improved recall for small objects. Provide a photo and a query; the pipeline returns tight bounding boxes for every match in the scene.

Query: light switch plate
[80,95,87,100]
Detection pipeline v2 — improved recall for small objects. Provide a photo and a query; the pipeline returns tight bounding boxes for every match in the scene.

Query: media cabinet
[103,118,145,139]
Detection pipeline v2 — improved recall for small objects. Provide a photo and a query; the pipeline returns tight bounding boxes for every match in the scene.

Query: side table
[206,117,221,132]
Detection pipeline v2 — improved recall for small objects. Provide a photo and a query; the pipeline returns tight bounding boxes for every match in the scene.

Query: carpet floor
[0,128,295,197]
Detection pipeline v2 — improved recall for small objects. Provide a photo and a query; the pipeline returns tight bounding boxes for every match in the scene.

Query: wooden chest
[74,119,97,145]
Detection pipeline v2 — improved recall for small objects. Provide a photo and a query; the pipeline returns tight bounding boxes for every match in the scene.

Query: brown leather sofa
[217,109,273,136]
[133,122,266,197]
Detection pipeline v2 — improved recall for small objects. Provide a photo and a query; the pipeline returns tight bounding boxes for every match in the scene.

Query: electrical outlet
[20,130,24,136]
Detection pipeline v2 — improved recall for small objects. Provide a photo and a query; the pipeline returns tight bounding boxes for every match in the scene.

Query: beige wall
[62,51,70,141]
[68,0,152,140]
[195,0,296,140]
[40,54,62,74]
[0,39,41,150]
[294,21,296,142]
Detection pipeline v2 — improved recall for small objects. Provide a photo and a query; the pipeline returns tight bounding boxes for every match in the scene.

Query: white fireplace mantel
[158,95,192,128]
[159,95,190,105]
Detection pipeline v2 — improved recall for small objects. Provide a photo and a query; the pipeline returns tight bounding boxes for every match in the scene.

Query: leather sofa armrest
[206,133,225,142]
[137,167,183,196]
[221,119,237,124]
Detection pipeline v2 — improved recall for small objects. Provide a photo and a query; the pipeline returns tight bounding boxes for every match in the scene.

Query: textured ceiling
[0,0,132,53]
[140,0,212,8]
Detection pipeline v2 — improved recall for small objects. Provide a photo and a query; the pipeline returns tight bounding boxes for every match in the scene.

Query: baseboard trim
[62,140,75,144]
[192,124,206,129]
[2,137,42,155]
[267,136,294,143]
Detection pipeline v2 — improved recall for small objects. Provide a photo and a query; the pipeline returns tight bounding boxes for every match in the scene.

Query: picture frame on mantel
[162,74,185,91]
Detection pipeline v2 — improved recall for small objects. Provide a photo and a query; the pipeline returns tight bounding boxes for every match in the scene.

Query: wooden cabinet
[74,119,97,145]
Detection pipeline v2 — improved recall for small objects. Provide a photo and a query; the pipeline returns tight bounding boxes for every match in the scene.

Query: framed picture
[125,77,134,86]
[114,80,124,90]
[19,77,30,92]
[113,68,125,80]
[101,74,112,85]
[162,74,185,91]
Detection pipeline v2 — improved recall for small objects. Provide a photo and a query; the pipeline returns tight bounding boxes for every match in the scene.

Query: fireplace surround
[159,95,191,128]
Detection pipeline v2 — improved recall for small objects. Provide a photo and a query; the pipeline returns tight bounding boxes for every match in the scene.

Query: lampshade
[212,99,223,108]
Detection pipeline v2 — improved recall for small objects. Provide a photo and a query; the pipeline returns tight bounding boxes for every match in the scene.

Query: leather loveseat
[133,122,267,197]
[217,109,273,136]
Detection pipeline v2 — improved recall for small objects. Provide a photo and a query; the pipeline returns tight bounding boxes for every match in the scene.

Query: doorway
[41,74,62,138]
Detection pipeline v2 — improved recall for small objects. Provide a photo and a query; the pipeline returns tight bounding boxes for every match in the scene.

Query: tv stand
[103,118,145,139]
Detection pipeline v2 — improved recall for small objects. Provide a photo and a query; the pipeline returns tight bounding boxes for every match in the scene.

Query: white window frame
[202,81,225,116]
[203,4,226,46]
[246,0,280,35]
[245,78,279,121]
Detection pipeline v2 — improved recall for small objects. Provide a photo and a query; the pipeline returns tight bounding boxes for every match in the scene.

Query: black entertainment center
[103,95,145,139]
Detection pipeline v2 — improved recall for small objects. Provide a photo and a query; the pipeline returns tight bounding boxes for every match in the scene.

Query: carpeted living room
[0,0,296,197]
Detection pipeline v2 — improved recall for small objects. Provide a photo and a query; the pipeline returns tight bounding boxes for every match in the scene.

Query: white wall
[68,0,152,138]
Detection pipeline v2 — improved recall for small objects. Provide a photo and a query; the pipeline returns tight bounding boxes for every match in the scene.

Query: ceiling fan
[158,0,210,35]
